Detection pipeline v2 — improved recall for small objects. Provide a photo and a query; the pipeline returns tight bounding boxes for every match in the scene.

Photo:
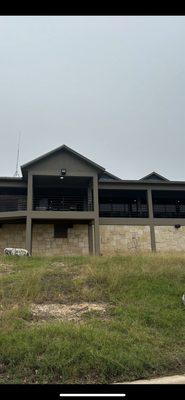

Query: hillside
[0,254,185,383]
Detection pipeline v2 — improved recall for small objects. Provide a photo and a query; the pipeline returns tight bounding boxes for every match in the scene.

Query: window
[54,224,68,238]
[54,223,73,238]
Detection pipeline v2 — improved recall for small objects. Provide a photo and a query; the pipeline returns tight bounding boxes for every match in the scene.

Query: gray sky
[0,16,184,180]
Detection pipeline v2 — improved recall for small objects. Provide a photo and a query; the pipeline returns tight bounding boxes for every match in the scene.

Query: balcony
[99,189,148,218]
[153,204,185,218]
[33,175,94,213]
[33,195,93,212]
[99,203,148,218]
[0,196,27,212]
[152,190,185,218]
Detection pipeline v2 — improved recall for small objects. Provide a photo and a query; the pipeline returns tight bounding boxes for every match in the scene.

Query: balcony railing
[33,196,93,212]
[1,195,185,219]
[0,196,27,212]
[99,203,148,218]
[153,204,185,218]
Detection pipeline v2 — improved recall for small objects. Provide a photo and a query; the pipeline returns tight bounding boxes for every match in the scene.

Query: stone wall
[3,222,185,256]
[0,224,26,253]
[155,225,185,252]
[100,225,151,255]
[32,224,89,256]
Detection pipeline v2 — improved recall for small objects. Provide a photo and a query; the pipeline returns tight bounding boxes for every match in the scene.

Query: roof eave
[139,171,169,182]
[21,144,105,174]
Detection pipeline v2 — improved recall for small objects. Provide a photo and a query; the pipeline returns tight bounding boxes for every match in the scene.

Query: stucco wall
[100,225,151,255]
[0,224,26,252]
[32,224,89,256]
[155,225,185,252]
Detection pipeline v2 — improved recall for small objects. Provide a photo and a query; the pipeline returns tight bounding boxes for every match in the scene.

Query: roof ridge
[139,171,169,182]
[21,144,105,172]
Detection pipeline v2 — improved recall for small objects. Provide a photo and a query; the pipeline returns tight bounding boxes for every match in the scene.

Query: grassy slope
[0,254,185,383]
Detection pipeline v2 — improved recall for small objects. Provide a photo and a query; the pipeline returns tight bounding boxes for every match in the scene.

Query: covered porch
[152,190,185,218]
[32,176,94,212]
[99,189,148,218]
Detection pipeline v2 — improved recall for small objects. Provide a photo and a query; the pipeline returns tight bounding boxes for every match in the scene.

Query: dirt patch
[0,263,13,276]
[0,364,6,374]
[50,262,65,268]
[30,302,107,322]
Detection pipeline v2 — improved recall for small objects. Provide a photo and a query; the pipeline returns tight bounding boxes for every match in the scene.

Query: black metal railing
[0,196,27,212]
[153,204,185,218]
[99,203,148,218]
[2,195,185,218]
[33,195,93,212]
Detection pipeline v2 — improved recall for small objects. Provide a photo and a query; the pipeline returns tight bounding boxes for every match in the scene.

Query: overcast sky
[0,16,184,180]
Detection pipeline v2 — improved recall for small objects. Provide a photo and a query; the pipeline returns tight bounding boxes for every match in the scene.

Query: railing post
[27,173,33,212]
[147,188,154,219]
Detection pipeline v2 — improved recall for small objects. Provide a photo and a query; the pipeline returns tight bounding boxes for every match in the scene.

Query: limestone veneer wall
[4,223,185,256]
[0,223,26,253]
[32,224,89,256]
[100,225,151,255]
[155,225,185,252]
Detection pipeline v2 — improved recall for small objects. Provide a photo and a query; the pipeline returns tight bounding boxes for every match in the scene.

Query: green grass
[0,253,185,383]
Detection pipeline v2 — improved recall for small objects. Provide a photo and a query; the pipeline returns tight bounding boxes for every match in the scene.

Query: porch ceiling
[33,175,92,188]
[32,219,92,224]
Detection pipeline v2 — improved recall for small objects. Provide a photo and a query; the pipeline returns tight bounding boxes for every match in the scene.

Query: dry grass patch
[0,263,14,276]
[30,302,107,322]
[50,261,65,268]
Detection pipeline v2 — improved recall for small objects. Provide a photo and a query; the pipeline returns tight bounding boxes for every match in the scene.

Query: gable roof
[21,144,105,174]
[139,171,169,182]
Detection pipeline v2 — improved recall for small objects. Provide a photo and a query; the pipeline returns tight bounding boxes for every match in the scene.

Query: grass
[0,253,185,383]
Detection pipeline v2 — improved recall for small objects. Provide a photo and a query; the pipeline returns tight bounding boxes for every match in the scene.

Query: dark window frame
[54,224,68,238]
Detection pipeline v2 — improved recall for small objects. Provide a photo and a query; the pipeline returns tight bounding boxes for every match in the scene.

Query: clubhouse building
[0,144,185,255]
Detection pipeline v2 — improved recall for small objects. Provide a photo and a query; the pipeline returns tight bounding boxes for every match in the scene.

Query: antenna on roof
[13,132,21,177]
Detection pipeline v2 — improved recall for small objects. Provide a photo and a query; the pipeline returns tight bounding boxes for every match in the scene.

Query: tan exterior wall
[0,224,26,252]
[32,224,89,256]
[3,222,185,256]
[155,225,185,252]
[100,225,151,255]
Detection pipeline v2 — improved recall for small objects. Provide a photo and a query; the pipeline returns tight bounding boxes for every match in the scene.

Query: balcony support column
[94,219,100,255]
[88,222,94,255]
[93,175,100,255]
[26,216,32,255]
[26,173,33,255]
[147,188,156,252]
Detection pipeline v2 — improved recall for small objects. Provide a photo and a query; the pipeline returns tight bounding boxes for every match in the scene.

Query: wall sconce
[175,224,181,229]
[60,169,66,180]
